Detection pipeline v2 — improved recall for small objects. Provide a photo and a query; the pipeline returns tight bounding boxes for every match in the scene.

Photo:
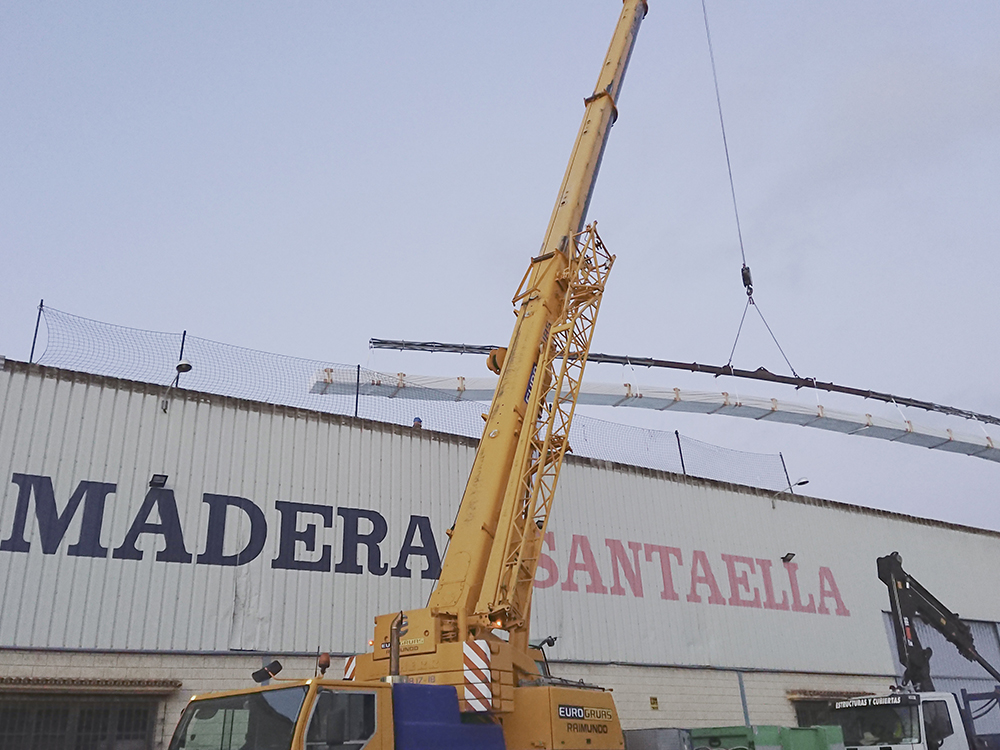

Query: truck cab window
[169,686,307,750]
[922,701,954,750]
[306,690,376,750]
[833,704,921,746]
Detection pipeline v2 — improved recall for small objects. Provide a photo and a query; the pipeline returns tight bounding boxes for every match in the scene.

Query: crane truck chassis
[169,2,648,749]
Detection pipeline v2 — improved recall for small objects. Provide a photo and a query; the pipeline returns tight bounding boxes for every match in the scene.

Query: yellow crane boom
[428,0,647,651]
[354,8,649,717]
[170,6,651,750]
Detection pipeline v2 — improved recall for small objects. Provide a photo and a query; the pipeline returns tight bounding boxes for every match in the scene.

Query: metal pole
[737,671,751,726]
[29,300,43,364]
[779,452,793,494]
[675,430,687,476]
[177,330,187,387]
[355,364,361,418]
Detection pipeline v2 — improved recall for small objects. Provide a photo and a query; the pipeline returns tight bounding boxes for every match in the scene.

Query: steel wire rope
[748,298,799,378]
[726,297,752,366]
[702,0,747,268]
[702,0,800,378]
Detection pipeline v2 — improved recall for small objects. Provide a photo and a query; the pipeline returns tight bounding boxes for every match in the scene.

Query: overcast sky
[2,2,998,530]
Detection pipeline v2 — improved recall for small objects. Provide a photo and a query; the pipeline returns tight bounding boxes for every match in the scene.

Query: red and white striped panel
[463,639,492,712]
[343,656,356,681]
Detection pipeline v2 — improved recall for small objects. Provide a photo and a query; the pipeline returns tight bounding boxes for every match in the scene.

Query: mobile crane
[168,3,648,749]
[829,553,1000,750]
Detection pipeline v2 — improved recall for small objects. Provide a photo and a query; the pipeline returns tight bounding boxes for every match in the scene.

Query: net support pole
[177,331,187,387]
[29,299,43,364]
[780,452,793,494]
[355,364,361,418]
[675,430,686,476]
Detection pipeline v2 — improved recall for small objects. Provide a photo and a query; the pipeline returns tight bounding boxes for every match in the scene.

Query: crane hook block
[741,264,753,297]
[487,347,507,375]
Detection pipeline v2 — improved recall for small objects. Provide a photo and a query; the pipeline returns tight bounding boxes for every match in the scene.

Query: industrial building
[2,356,999,750]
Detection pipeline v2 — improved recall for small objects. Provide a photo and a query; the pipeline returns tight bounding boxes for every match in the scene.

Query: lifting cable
[701,0,799,378]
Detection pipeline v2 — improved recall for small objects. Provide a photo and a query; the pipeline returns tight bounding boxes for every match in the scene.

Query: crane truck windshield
[168,685,307,750]
[833,695,922,747]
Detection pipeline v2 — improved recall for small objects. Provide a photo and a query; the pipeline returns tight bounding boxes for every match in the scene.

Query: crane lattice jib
[480,225,614,634]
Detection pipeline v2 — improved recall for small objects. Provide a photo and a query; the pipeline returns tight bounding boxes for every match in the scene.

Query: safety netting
[33,306,791,491]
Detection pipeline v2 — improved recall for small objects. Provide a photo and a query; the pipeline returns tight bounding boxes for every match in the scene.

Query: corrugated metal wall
[544,461,1000,674]
[0,362,470,654]
[3,360,1000,679]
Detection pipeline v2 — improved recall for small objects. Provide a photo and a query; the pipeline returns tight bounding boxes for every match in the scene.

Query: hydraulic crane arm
[427,0,648,649]
[878,552,1000,692]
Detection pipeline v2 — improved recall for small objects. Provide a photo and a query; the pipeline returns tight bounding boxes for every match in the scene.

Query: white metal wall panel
[3,361,1000,679]
[532,463,1000,674]
[0,365,463,654]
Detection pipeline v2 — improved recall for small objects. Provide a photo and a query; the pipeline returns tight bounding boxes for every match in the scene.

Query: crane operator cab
[168,680,385,750]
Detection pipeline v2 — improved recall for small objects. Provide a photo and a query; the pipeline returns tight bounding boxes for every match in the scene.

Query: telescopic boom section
[428,0,648,647]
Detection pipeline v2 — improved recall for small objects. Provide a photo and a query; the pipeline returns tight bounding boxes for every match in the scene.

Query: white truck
[829,553,1000,750]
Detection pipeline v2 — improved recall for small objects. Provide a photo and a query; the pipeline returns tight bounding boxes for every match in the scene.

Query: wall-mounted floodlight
[149,474,168,488]
[781,552,796,563]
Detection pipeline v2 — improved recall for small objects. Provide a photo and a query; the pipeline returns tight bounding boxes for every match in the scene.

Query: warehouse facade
[2,358,999,749]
